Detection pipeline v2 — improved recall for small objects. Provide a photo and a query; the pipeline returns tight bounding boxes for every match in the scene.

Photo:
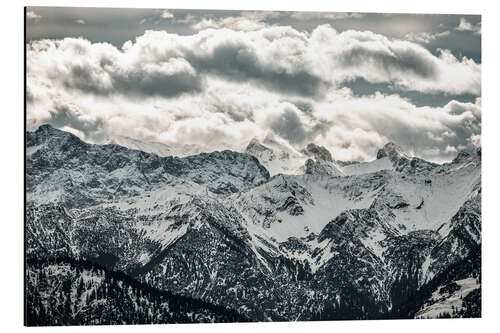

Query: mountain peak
[302,143,333,162]
[376,142,409,160]
[452,147,481,164]
[245,137,273,154]
[35,123,60,134]
[304,158,343,177]
[37,123,54,130]
[29,123,82,147]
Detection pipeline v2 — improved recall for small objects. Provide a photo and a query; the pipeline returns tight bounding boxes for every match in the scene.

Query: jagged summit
[246,137,261,147]
[452,147,481,164]
[36,123,55,131]
[34,123,68,137]
[245,137,273,154]
[28,123,88,151]
[26,125,271,204]
[376,142,410,160]
[304,158,344,177]
[301,143,334,162]
[26,125,481,322]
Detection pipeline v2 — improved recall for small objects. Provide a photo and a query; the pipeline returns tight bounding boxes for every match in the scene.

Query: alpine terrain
[25,124,481,325]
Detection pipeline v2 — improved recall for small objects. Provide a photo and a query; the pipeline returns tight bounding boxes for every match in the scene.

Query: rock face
[301,143,334,162]
[304,159,344,177]
[25,125,481,324]
[244,136,308,176]
[452,148,481,164]
[27,125,270,208]
[376,142,410,161]
[244,137,343,177]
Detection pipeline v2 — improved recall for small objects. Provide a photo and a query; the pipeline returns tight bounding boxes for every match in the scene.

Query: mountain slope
[26,257,246,326]
[27,124,270,208]
[25,125,481,323]
[244,136,344,177]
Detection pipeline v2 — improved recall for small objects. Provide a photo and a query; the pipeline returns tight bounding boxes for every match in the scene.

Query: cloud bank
[26,23,481,163]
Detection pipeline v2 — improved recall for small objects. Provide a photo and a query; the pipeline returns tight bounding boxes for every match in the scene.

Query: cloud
[26,24,481,163]
[160,10,174,20]
[455,17,481,35]
[192,17,268,31]
[311,26,480,95]
[191,11,279,31]
[27,25,481,100]
[404,30,450,44]
[190,11,364,32]
[47,102,107,142]
[313,90,481,162]
[26,71,481,164]
[26,10,41,22]
[27,37,203,98]
[289,12,365,20]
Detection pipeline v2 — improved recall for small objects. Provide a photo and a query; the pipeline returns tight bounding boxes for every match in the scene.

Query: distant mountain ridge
[25,124,481,323]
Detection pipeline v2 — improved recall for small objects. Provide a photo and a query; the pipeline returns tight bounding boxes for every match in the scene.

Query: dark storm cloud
[344,78,478,107]
[339,45,437,79]
[67,63,204,99]
[112,68,204,99]
[189,44,326,97]
[269,108,309,145]
[291,100,315,116]
[268,105,331,145]
[47,102,107,142]
[206,94,255,122]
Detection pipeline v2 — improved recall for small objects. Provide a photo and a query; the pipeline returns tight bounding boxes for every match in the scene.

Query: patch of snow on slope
[236,174,379,243]
[102,183,209,248]
[415,277,479,319]
[245,136,308,176]
[387,164,481,233]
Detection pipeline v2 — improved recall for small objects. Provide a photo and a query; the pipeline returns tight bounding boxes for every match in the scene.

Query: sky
[25,7,481,163]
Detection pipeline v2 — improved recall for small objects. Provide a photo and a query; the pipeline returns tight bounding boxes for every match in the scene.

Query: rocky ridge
[25,125,481,323]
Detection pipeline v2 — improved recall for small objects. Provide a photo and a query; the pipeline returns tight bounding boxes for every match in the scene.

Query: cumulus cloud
[26,10,41,22]
[311,26,480,95]
[313,91,481,162]
[48,102,107,142]
[160,10,174,20]
[27,25,481,101]
[455,17,481,35]
[26,71,481,163]
[27,37,203,98]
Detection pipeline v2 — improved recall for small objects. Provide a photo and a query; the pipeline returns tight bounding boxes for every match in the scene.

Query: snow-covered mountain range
[25,124,481,324]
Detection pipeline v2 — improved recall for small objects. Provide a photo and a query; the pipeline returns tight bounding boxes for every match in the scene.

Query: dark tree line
[25,257,247,326]
[384,245,481,319]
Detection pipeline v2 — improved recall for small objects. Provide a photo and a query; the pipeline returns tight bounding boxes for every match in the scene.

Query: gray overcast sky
[26,6,481,162]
